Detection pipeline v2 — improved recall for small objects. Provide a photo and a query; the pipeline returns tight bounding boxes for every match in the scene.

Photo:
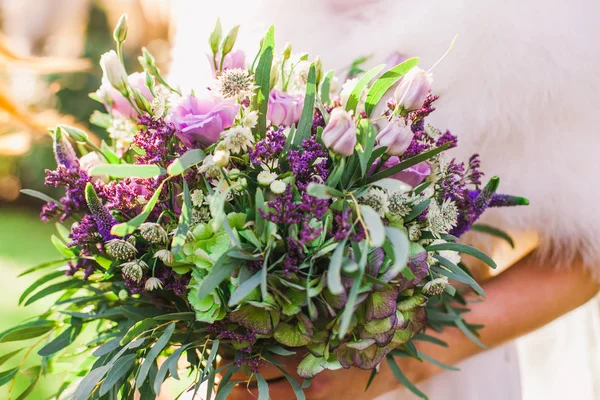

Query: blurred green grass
[0,207,62,399]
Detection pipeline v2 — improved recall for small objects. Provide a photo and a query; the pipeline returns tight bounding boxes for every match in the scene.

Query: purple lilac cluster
[68,214,100,247]
[102,177,159,218]
[134,116,185,165]
[65,251,96,280]
[41,165,91,222]
[409,94,439,133]
[249,126,286,165]
[331,209,366,242]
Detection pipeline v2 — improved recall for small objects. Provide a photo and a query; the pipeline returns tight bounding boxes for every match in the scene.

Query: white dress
[169,0,600,398]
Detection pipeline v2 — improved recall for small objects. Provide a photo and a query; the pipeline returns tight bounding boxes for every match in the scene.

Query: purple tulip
[370,156,431,187]
[321,107,357,157]
[169,94,239,148]
[267,90,304,127]
[376,118,414,156]
[394,66,433,111]
[96,72,153,119]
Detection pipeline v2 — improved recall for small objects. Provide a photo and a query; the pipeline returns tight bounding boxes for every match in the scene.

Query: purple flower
[85,183,118,241]
[169,94,239,148]
[96,72,153,119]
[321,108,357,157]
[134,116,184,164]
[208,49,246,75]
[43,166,91,222]
[68,214,100,247]
[249,127,286,164]
[267,90,303,127]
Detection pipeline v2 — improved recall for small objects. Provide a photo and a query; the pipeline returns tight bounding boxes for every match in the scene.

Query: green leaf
[0,349,23,368]
[418,352,459,371]
[167,149,206,176]
[51,235,74,258]
[171,180,192,255]
[196,252,239,300]
[359,205,385,247]
[265,345,296,356]
[414,333,449,348]
[229,272,261,306]
[37,325,81,356]
[365,57,420,117]
[274,364,306,400]
[55,222,71,242]
[320,70,335,104]
[111,181,165,236]
[345,64,385,113]
[154,344,190,394]
[306,183,344,199]
[88,163,164,178]
[427,242,497,269]
[367,143,450,183]
[0,368,18,386]
[20,189,62,208]
[357,120,377,177]
[19,270,65,305]
[201,339,220,383]
[136,322,176,388]
[15,369,41,400]
[386,355,428,399]
[100,140,121,164]
[73,365,111,400]
[327,241,346,295]
[471,224,515,248]
[24,280,85,306]
[18,259,71,277]
[381,227,410,281]
[433,255,485,297]
[293,63,317,146]
[253,25,275,135]
[99,353,137,396]
[257,373,270,400]
[153,312,195,322]
[120,319,157,345]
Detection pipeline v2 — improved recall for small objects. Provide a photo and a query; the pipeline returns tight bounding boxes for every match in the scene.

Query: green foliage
[253,26,275,135]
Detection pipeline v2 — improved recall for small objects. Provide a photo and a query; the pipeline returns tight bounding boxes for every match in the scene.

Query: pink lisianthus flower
[95,72,153,119]
[370,156,431,187]
[207,49,246,76]
[267,90,304,127]
[169,94,239,148]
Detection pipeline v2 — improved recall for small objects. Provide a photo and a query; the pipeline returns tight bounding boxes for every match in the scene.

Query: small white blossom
[120,260,148,283]
[145,277,164,291]
[139,222,168,245]
[191,207,211,225]
[257,171,277,186]
[422,277,448,296]
[408,224,422,241]
[242,111,258,128]
[426,198,458,236]
[358,187,389,217]
[198,156,222,179]
[431,239,462,265]
[221,126,254,154]
[105,239,137,260]
[151,95,166,119]
[270,180,286,194]
[107,116,136,141]
[216,68,256,99]
[191,190,206,207]
[213,149,230,167]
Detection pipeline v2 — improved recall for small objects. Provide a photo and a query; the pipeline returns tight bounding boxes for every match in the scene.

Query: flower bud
[314,57,324,86]
[393,67,433,111]
[121,260,145,283]
[422,277,448,296]
[145,277,164,291]
[221,25,240,56]
[106,239,138,260]
[209,18,223,54]
[52,126,78,169]
[282,43,292,61]
[321,108,357,157]
[118,289,128,300]
[132,88,152,113]
[139,222,168,245]
[270,180,286,194]
[59,124,89,144]
[113,14,128,44]
[267,90,303,127]
[376,117,414,156]
[213,149,230,167]
[257,171,277,186]
[100,50,128,96]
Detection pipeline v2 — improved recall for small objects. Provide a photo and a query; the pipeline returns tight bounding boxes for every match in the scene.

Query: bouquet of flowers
[4,16,527,400]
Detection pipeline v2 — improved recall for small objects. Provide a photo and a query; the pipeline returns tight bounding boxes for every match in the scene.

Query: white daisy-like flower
[145,277,164,291]
[241,111,258,128]
[358,187,389,217]
[426,198,458,236]
[257,171,277,186]
[270,180,286,194]
[221,126,254,154]
[387,192,411,218]
[191,189,206,207]
[213,149,230,167]
[216,68,256,99]
[431,239,462,265]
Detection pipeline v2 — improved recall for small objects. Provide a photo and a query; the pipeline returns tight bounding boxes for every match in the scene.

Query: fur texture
[170,0,600,276]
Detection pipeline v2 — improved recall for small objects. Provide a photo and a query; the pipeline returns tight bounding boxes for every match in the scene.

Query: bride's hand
[225,350,429,400]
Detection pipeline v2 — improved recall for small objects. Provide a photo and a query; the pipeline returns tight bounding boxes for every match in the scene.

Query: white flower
[241,111,258,128]
[100,50,128,95]
[270,180,286,194]
[431,239,462,265]
[408,224,422,241]
[145,277,164,291]
[154,249,175,266]
[198,156,222,179]
[427,198,458,236]
[107,116,136,141]
[257,171,277,186]
[192,207,212,225]
[422,277,448,296]
[216,68,256,99]
[213,149,230,167]
[191,190,206,207]
[221,126,254,154]
[387,192,411,218]
[151,95,166,119]
[120,260,148,282]
[358,187,389,217]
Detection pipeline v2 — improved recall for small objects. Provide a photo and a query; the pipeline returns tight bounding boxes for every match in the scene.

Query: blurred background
[0,0,175,397]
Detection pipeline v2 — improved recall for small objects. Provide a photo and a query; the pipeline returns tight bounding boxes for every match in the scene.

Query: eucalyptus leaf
[381,227,410,281]
[293,63,317,146]
[432,256,485,297]
[0,349,23,368]
[167,149,206,176]
[99,354,136,396]
[327,240,347,295]
[38,325,81,356]
[345,64,385,113]
[171,179,192,255]
[20,189,63,208]
[196,252,239,300]
[306,183,344,199]
[24,280,85,307]
[471,223,515,248]
[18,259,71,277]
[0,368,18,386]
[89,163,164,178]
[136,322,176,388]
[73,365,111,400]
[229,272,261,306]
[253,25,275,135]
[19,270,66,305]
[386,355,428,399]
[257,373,270,400]
[427,242,497,269]
[360,205,385,247]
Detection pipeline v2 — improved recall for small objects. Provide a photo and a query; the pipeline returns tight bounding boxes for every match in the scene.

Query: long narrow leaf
[135,322,176,388]
[111,181,165,236]
[365,57,420,117]
[386,355,428,399]
[345,64,385,113]
[427,242,497,269]
[253,26,275,135]
[292,64,317,146]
